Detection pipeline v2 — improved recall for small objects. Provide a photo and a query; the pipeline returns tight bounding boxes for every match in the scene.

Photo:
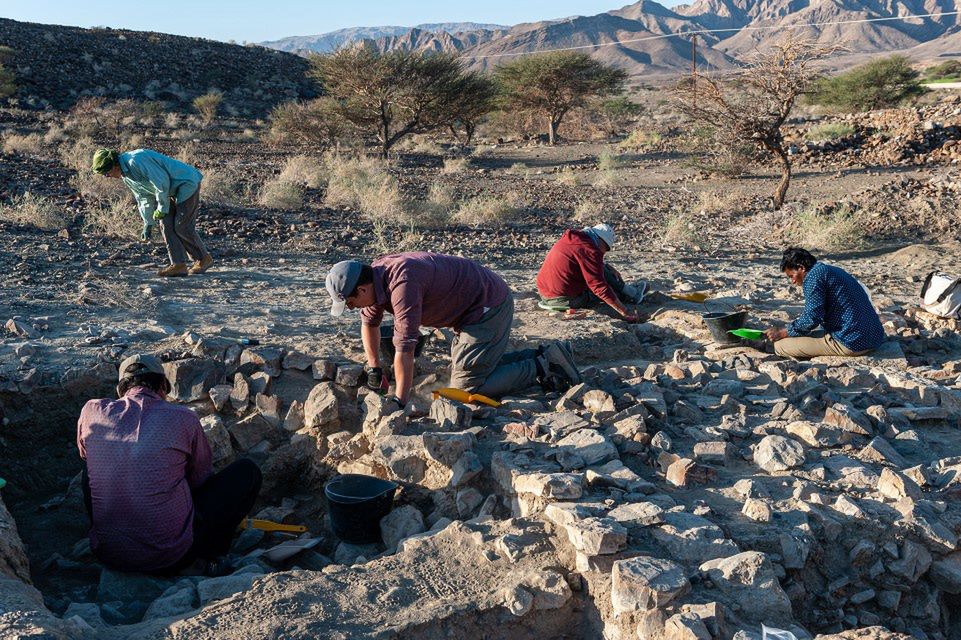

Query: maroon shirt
[77,388,212,572]
[361,252,509,353]
[536,229,619,308]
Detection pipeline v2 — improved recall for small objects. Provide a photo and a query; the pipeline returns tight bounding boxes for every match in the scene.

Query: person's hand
[140,224,153,243]
[622,312,642,323]
[364,365,389,393]
[764,327,788,342]
[152,210,165,221]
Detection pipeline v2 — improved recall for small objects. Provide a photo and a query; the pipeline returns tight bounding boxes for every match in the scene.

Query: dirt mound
[0,18,315,115]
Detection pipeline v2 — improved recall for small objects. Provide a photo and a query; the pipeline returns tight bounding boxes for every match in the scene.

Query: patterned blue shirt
[788,262,885,352]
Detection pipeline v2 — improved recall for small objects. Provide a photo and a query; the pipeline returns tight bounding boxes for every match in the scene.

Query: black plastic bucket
[380,325,430,360]
[324,474,398,544]
[702,310,748,345]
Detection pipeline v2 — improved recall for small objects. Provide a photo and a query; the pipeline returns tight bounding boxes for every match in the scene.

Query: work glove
[364,365,389,394]
[152,210,165,221]
[140,223,153,243]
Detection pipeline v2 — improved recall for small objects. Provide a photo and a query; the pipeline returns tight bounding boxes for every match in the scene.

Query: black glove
[364,365,386,392]
[386,395,405,408]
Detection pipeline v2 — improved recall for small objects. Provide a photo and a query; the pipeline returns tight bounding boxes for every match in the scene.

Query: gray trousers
[449,296,540,398]
[540,263,629,316]
[161,188,209,265]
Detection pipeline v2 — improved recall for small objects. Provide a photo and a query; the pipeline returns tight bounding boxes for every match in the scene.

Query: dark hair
[349,264,374,297]
[781,247,817,272]
[118,372,169,397]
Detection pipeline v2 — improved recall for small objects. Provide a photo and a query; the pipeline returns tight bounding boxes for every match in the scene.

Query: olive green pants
[774,334,873,360]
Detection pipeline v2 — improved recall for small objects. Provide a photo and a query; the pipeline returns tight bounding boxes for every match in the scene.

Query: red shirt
[361,252,509,354]
[536,230,618,308]
[77,388,212,571]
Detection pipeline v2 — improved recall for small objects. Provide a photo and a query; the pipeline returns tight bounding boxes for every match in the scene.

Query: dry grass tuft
[573,199,605,223]
[596,148,626,171]
[2,132,46,156]
[555,167,581,186]
[203,169,247,207]
[409,181,455,228]
[660,211,706,249]
[452,192,521,227]
[619,129,662,151]
[696,190,741,215]
[786,205,863,251]
[441,157,470,174]
[803,122,855,141]
[259,178,304,210]
[83,198,139,240]
[0,192,69,229]
[279,155,327,189]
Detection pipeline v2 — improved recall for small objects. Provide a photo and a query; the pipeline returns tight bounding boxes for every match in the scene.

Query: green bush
[809,56,923,111]
[193,91,223,125]
[804,122,855,141]
[924,60,961,81]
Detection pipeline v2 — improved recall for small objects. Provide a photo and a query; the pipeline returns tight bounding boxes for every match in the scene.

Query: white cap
[584,223,615,250]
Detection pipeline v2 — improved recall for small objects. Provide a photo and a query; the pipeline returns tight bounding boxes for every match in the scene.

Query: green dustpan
[728,328,763,340]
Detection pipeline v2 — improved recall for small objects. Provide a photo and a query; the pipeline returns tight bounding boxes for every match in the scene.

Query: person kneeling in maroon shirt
[536,223,643,322]
[77,354,261,575]
[325,252,583,405]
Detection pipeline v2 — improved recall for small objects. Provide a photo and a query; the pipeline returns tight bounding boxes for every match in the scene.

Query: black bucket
[702,310,748,345]
[380,325,430,360]
[324,474,398,544]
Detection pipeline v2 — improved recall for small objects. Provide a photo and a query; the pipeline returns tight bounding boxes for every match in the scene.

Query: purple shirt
[361,252,510,353]
[77,388,212,572]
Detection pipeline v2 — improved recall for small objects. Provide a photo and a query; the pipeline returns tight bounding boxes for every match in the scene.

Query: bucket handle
[326,478,398,502]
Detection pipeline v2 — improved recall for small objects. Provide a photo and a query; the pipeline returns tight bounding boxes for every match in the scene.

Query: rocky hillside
[261,23,507,54]
[0,18,315,115]
[265,0,961,76]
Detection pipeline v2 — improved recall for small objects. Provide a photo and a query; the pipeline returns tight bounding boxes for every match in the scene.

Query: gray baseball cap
[326,260,363,317]
[118,354,165,382]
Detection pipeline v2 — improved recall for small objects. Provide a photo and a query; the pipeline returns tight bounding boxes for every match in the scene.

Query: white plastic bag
[762,625,799,640]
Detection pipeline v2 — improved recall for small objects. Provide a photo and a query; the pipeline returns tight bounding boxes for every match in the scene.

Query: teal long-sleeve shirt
[119,149,202,226]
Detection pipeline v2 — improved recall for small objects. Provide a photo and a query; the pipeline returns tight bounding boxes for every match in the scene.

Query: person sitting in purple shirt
[325,252,582,406]
[77,354,262,575]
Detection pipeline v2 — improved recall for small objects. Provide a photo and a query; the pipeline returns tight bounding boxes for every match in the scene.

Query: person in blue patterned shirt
[764,248,885,360]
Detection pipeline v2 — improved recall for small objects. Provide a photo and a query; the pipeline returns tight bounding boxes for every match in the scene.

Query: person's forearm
[361,324,380,367]
[393,350,415,404]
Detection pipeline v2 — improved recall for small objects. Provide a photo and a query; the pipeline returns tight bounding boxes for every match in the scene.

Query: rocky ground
[2,98,961,639]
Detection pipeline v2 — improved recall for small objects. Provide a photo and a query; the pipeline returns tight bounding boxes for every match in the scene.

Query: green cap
[91,148,119,174]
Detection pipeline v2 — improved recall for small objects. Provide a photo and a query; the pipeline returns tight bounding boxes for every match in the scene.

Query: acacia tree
[447,71,497,146]
[494,52,627,145]
[311,48,492,157]
[675,37,839,209]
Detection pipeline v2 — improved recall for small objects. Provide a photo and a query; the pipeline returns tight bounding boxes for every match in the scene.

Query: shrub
[809,56,923,111]
[597,96,643,136]
[555,168,581,186]
[141,101,166,119]
[452,193,519,227]
[619,129,662,151]
[596,148,625,171]
[279,155,327,189]
[258,178,304,210]
[84,198,139,239]
[786,205,863,251]
[508,162,532,178]
[265,99,346,148]
[573,199,604,223]
[2,132,45,156]
[660,211,705,249]
[441,157,469,174]
[803,122,856,141]
[43,125,66,146]
[177,141,200,165]
[203,169,247,207]
[324,154,396,211]
[0,192,68,229]
[696,190,740,215]
[410,181,454,228]
[193,91,223,125]
[59,135,97,173]
[924,60,961,81]
[0,46,15,100]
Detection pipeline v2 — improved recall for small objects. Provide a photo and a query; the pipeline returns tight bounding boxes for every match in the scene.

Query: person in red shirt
[325,252,582,404]
[78,354,261,575]
[537,224,643,321]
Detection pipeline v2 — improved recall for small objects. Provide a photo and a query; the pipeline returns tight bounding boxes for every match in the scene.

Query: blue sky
[0,1,663,43]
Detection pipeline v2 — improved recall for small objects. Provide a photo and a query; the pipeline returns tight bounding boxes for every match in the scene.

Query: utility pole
[691,34,698,109]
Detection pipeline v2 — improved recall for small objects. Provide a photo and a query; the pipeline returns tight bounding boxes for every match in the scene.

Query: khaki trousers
[160,188,209,265]
[774,334,872,360]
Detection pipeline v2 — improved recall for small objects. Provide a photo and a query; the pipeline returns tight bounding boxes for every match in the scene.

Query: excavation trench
[0,364,599,637]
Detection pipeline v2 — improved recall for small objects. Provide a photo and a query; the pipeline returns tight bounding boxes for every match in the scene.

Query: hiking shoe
[189,255,214,274]
[158,263,188,277]
[542,340,582,387]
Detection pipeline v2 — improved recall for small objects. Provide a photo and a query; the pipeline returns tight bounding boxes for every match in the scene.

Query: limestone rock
[228,414,273,452]
[240,347,284,377]
[423,432,474,467]
[555,429,618,466]
[699,551,792,620]
[607,502,664,527]
[283,400,304,432]
[335,363,365,387]
[611,556,690,614]
[651,512,739,564]
[563,517,627,555]
[230,373,250,412]
[303,382,341,433]
[785,420,845,448]
[524,569,572,610]
[162,358,224,403]
[429,397,472,430]
[877,467,922,501]
[208,384,233,412]
[380,505,426,551]
[312,359,337,381]
[754,435,806,473]
[197,567,263,606]
[201,414,234,467]
[824,402,873,437]
[450,451,482,487]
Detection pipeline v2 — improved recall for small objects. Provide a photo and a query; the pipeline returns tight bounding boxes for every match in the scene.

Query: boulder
[162,358,224,403]
[380,505,425,551]
[197,567,263,606]
[824,402,873,437]
[699,551,791,620]
[230,373,250,412]
[555,429,618,466]
[208,384,233,412]
[240,347,284,377]
[754,435,806,473]
[611,556,690,614]
[563,517,627,555]
[200,414,234,467]
[423,432,474,467]
[303,382,341,433]
[228,414,274,452]
[429,397,472,430]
